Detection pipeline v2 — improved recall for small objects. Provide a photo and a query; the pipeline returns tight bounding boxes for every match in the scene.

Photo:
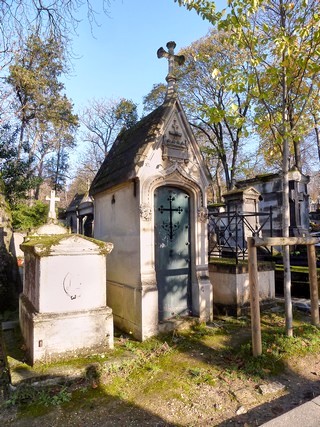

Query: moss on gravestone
[21,233,112,257]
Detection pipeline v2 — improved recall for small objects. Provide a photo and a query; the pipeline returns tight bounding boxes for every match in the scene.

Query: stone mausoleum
[235,169,310,237]
[90,42,212,340]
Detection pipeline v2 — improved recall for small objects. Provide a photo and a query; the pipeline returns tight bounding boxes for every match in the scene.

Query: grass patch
[275,263,320,274]
[4,309,320,420]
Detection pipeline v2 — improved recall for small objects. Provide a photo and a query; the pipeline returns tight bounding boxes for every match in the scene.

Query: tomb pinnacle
[157,41,185,97]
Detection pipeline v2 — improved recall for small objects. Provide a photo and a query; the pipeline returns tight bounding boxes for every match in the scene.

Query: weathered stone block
[209,262,275,316]
[19,294,113,363]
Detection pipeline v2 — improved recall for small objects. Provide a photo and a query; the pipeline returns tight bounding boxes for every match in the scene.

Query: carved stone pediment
[162,117,189,163]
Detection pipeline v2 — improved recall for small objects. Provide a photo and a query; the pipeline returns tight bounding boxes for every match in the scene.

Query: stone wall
[0,185,19,311]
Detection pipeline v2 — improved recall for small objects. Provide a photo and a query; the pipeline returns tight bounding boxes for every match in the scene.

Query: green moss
[6,311,320,422]
[209,257,274,273]
[209,257,248,265]
[21,233,111,257]
[17,402,51,418]
[21,234,69,252]
[34,348,125,372]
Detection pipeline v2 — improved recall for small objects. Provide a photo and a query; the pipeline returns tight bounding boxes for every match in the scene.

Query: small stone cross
[46,190,60,221]
[157,41,185,89]
[169,119,182,138]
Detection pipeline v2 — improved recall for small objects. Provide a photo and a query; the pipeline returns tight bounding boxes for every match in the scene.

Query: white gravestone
[19,231,114,365]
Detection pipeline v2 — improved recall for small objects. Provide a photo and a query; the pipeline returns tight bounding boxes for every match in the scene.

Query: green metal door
[154,186,191,321]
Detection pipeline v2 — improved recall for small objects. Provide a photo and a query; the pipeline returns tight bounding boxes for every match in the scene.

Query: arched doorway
[154,186,191,321]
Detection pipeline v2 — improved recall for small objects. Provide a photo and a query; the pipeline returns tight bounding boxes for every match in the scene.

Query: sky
[63,0,225,117]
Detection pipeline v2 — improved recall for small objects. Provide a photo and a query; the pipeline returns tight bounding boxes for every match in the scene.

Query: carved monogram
[139,203,152,221]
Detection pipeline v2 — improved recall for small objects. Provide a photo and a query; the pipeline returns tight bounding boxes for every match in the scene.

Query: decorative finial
[157,41,185,95]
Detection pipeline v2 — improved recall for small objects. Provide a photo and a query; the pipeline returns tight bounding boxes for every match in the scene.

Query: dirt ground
[1,311,320,427]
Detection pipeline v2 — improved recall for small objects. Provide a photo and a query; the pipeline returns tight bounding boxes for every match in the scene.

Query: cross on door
[158,194,183,241]
[46,190,60,221]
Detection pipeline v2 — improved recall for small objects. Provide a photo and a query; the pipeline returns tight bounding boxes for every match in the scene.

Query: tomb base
[19,294,114,365]
[209,261,275,316]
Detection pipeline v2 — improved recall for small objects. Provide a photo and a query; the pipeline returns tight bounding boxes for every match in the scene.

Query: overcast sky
[63,0,225,116]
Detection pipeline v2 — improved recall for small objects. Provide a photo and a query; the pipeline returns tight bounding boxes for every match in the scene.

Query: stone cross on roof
[46,189,60,221]
[157,41,185,94]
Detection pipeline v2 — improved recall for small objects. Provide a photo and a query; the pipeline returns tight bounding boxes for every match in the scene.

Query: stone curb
[261,395,320,426]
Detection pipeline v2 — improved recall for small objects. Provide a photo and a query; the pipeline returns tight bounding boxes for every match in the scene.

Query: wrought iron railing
[208,208,273,263]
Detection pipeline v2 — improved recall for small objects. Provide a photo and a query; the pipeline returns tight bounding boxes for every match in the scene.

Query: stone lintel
[209,261,275,274]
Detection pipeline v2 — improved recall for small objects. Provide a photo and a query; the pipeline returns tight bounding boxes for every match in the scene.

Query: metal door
[154,186,191,321]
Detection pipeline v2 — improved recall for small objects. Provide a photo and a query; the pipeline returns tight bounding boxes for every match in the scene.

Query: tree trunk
[16,119,26,162]
[293,137,302,171]
[54,143,62,191]
[313,115,320,163]
[215,160,223,203]
[34,158,44,200]
[281,0,293,337]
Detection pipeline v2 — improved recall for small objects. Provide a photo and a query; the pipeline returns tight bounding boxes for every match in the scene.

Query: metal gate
[154,186,191,321]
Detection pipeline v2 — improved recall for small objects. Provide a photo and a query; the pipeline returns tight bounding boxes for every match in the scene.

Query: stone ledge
[209,260,275,274]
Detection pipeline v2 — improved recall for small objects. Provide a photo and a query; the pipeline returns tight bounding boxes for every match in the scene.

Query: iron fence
[208,208,273,263]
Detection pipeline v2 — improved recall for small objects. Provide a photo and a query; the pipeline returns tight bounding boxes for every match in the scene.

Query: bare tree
[80,97,138,168]
[0,1,111,57]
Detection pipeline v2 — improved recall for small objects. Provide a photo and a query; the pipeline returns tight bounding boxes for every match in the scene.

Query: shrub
[12,201,48,231]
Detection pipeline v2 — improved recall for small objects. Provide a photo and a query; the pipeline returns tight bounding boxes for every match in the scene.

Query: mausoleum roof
[66,192,93,212]
[90,96,178,196]
[223,186,261,197]
[236,168,309,189]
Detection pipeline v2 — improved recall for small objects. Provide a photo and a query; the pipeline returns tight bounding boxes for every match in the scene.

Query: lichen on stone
[21,233,113,257]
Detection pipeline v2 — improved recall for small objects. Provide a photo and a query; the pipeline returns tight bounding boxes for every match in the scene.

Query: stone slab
[19,299,114,364]
[261,396,320,426]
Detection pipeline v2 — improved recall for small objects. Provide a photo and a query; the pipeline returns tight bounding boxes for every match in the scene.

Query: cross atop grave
[46,189,60,221]
[157,41,185,93]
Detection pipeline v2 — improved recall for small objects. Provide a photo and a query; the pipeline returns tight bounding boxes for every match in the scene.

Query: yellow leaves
[250,57,260,66]
[259,138,282,166]
[299,26,310,39]
[208,106,225,123]
[211,68,221,80]
[280,58,289,68]
[175,0,219,25]
[229,102,239,113]
[308,61,320,74]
